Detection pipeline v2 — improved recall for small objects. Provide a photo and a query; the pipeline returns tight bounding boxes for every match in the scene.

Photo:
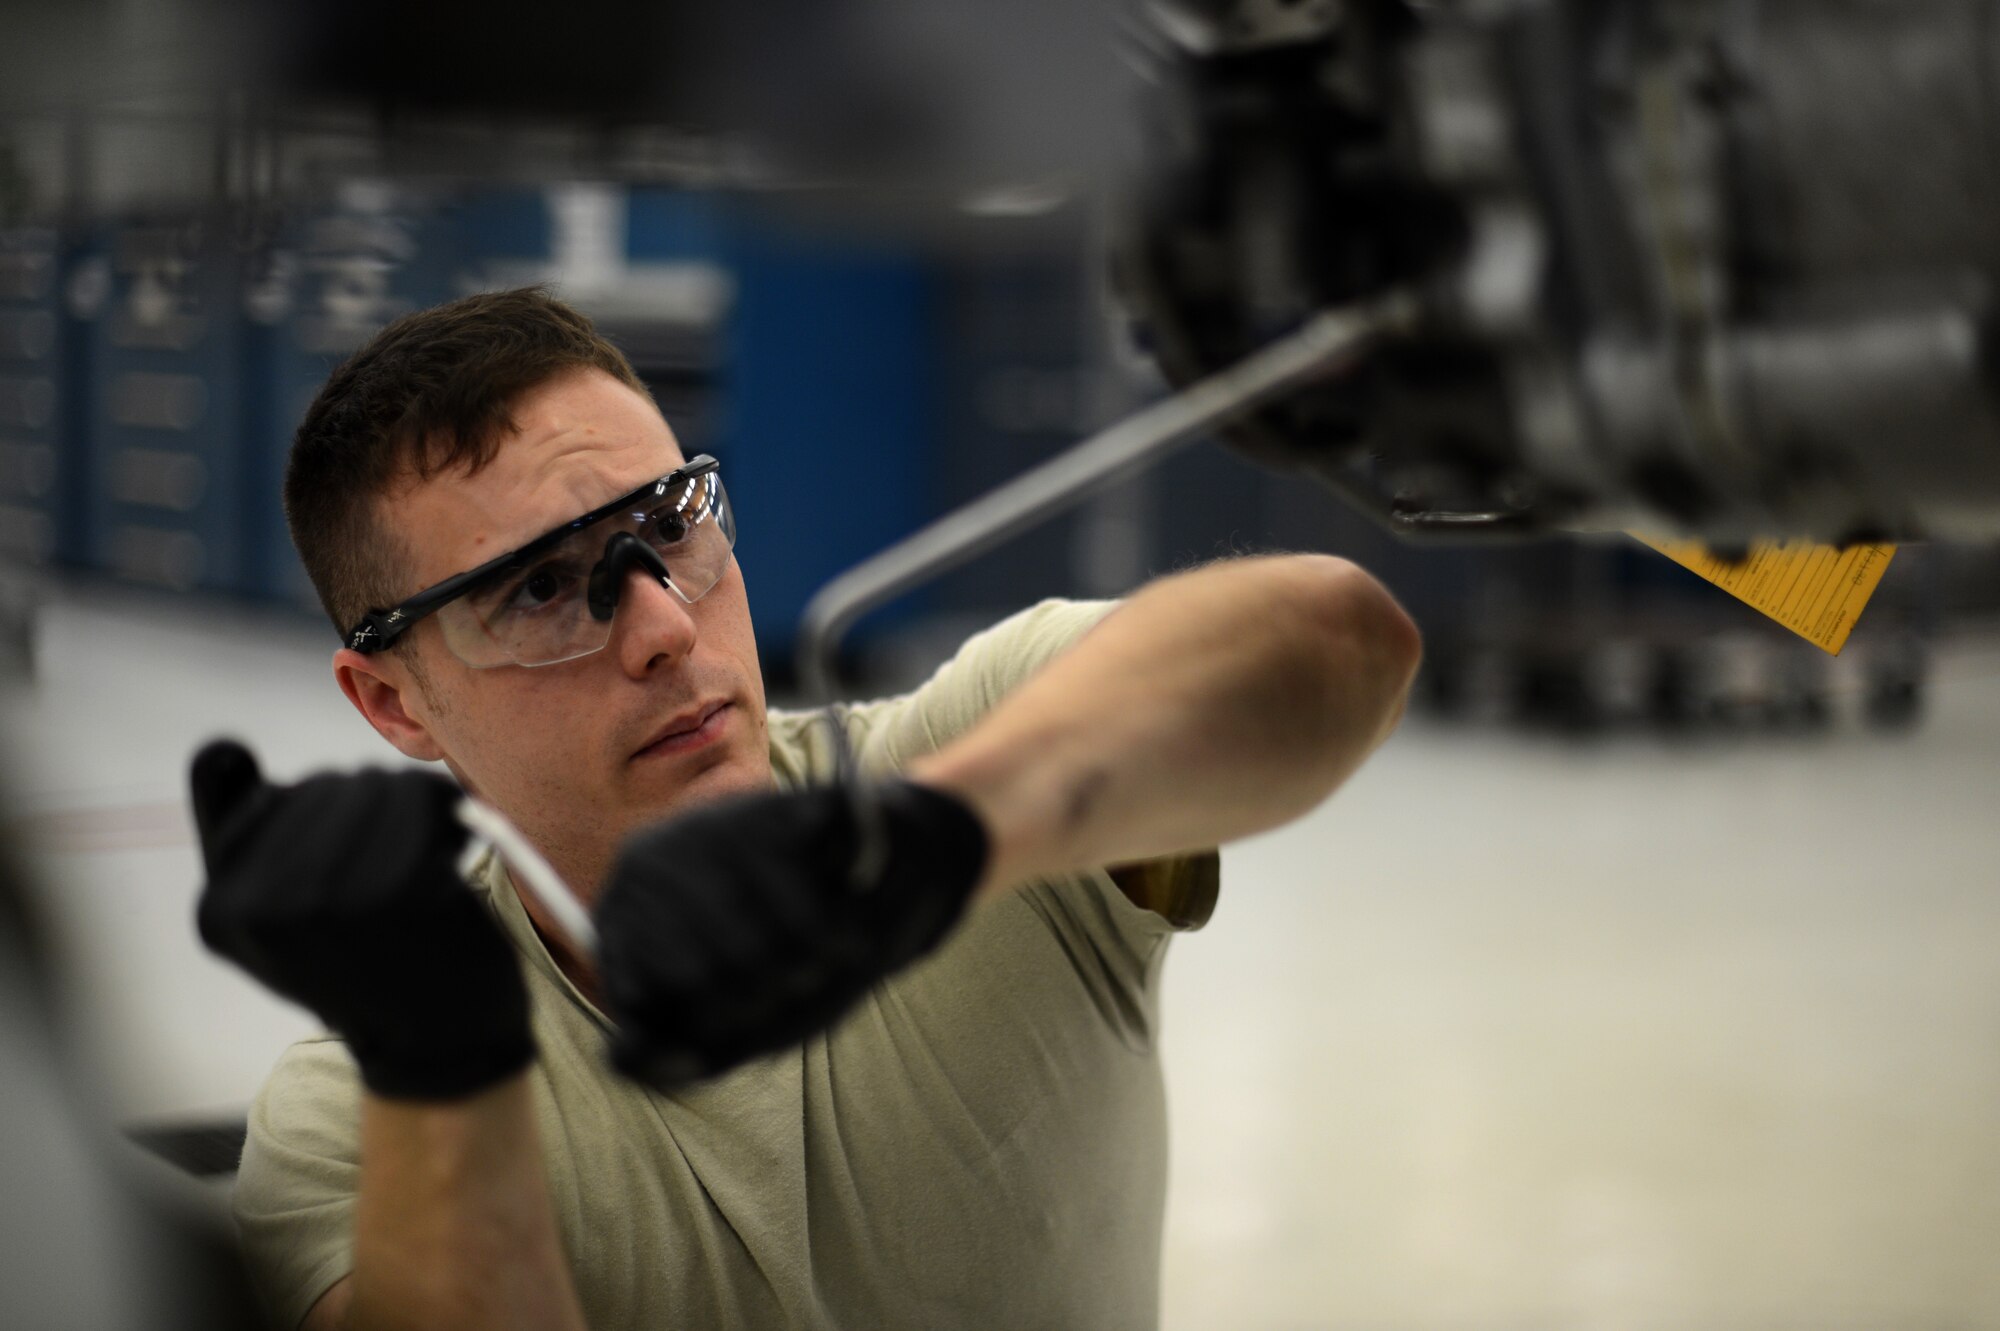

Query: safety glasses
[343,455,737,668]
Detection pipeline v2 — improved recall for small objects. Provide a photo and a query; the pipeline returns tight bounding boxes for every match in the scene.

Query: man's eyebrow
[496,469,676,558]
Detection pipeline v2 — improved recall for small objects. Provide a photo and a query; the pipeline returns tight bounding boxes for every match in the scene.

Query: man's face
[346,368,773,898]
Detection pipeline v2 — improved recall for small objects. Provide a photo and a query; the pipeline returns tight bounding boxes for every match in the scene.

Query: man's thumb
[189,739,267,866]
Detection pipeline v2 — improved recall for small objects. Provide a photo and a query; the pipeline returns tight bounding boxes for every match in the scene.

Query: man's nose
[610,566,699,676]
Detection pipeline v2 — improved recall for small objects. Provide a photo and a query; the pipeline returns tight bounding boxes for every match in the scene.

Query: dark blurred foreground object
[0,807,259,1330]
[188,739,536,1100]
[598,780,987,1088]
[14,0,2000,550]
[1120,0,2000,546]
[281,0,1141,188]
[0,0,1142,189]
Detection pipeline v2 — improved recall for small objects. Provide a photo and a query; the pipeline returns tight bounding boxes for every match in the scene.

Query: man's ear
[334,646,447,762]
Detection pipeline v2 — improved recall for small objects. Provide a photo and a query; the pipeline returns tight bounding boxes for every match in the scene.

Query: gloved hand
[596,780,989,1088]
[189,739,533,1100]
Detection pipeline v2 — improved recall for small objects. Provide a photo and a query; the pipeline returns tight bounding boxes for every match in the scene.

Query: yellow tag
[1629,535,1897,656]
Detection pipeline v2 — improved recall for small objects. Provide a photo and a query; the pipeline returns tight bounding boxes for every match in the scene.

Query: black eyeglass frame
[343,454,725,655]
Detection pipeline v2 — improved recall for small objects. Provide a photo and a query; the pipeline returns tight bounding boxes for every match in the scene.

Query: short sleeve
[233,1035,364,1330]
[771,598,1221,939]
[770,599,1122,785]
[862,598,1124,767]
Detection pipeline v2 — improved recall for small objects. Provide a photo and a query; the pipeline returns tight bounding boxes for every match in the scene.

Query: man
[198,288,1420,1330]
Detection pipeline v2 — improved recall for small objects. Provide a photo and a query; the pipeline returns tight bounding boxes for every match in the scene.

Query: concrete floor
[7,585,2000,1329]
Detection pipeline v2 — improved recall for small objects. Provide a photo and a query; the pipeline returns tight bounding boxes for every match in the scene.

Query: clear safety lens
[434,470,736,668]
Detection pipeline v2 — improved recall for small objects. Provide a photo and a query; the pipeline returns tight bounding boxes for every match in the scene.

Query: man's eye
[502,565,578,613]
[647,510,693,545]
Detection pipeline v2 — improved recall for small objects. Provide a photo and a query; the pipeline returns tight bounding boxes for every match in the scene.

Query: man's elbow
[1277,554,1424,719]
[1280,555,1424,667]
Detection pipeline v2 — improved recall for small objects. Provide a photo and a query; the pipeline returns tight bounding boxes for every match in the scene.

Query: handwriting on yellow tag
[1629,535,1897,656]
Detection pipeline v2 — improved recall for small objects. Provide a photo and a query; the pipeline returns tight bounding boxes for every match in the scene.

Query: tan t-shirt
[234,599,1219,1330]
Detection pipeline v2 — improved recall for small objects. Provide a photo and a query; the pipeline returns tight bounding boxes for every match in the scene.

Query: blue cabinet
[582,190,933,670]
[50,188,938,671]
[77,217,248,594]
[239,191,461,612]
[0,227,67,569]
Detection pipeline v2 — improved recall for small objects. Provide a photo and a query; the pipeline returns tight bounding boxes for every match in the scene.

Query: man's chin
[625,747,776,825]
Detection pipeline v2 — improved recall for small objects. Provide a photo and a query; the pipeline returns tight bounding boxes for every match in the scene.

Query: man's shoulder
[947,597,1120,690]
[770,598,1120,783]
[250,1034,362,1144]
[265,1031,357,1078]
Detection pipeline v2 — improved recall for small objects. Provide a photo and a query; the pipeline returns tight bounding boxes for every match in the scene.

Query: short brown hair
[284,287,651,636]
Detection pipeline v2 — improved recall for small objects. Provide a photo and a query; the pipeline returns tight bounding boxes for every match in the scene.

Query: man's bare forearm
[910,555,1421,895]
[317,1075,585,1331]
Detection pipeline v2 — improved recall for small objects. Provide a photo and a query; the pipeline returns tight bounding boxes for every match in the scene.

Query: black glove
[596,780,988,1088]
[189,739,533,1099]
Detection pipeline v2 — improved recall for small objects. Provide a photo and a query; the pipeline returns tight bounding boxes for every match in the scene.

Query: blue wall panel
[80,216,249,595]
[624,192,729,263]
[724,231,930,662]
[238,195,463,612]
[46,188,940,674]
[623,192,933,668]
[0,227,65,568]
